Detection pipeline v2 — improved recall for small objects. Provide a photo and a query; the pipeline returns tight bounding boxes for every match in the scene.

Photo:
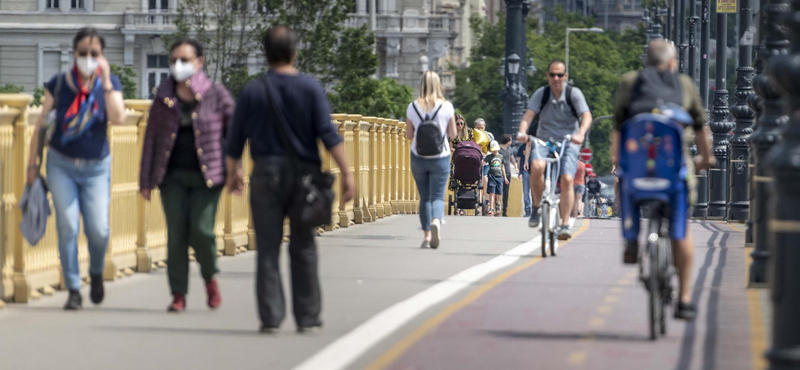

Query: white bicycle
[529,135,572,258]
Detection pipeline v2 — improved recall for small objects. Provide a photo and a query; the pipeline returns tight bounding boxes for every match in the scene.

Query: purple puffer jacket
[139,71,234,190]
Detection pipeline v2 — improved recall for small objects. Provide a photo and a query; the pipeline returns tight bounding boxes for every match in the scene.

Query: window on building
[148,0,168,10]
[147,54,170,99]
[43,51,61,82]
[71,0,84,9]
[46,0,60,9]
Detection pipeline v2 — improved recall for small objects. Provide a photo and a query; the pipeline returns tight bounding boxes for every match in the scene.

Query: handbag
[259,76,335,227]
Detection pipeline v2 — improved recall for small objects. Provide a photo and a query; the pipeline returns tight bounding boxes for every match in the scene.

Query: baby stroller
[448,141,484,216]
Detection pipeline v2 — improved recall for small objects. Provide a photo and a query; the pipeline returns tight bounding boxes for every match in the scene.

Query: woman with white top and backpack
[405,71,457,249]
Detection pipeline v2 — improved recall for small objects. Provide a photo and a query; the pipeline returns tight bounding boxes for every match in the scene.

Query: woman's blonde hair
[416,71,445,111]
[455,114,468,139]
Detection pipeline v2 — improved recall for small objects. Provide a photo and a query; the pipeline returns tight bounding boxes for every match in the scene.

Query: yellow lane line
[597,305,612,314]
[728,222,745,233]
[365,220,591,370]
[589,318,605,328]
[745,246,768,370]
[604,296,619,304]
[568,351,588,365]
[610,287,625,294]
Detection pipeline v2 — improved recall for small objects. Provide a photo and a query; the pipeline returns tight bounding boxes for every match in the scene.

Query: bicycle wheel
[659,223,673,336]
[648,217,662,341]
[541,202,550,258]
[550,206,559,256]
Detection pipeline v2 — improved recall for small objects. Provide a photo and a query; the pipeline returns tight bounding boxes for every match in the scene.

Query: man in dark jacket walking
[225,26,354,333]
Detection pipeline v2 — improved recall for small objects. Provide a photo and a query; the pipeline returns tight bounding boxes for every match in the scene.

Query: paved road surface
[0,215,763,370]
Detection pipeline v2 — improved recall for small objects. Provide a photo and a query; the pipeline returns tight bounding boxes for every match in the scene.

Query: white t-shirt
[406,99,454,158]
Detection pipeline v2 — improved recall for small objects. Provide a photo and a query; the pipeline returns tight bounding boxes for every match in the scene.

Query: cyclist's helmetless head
[474,118,486,130]
[546,60,567,91]
[646,40,678,72]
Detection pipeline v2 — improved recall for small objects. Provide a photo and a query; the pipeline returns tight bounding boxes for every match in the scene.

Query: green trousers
[160,169,223,295]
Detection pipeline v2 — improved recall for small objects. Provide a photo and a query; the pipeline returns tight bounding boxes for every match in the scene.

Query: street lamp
[565,27,604,76]
[498,58,506,77]
[527,57,537,76]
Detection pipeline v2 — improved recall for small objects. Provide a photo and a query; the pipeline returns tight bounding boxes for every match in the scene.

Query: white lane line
[293,235,542,370]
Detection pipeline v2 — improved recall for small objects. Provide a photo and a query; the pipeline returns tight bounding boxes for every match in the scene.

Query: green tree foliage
[0,84,24,94]
[110,64,139,99]
[327,25,412,119]
[453,10,646,175]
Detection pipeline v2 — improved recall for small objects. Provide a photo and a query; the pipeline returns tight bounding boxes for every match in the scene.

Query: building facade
[0,0,481,99]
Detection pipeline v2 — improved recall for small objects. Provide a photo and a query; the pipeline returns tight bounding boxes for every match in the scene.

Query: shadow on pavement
[93,325,263,337]
[480,329,655,343]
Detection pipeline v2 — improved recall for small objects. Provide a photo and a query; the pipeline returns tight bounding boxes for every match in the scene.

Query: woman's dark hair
[73,27,106,50]
[170,38,205,58]
[262,26,298,65]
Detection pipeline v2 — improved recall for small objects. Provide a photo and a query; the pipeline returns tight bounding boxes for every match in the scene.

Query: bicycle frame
[529,135,572,257]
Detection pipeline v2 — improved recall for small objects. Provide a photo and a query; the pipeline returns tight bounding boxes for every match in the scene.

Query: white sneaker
[568,217,576,229]
[430,221,441,249]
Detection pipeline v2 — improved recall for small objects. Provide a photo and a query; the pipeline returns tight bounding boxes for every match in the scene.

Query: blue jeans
[522,170,531,215]
[46,149,111,291]
[410,154,450,231]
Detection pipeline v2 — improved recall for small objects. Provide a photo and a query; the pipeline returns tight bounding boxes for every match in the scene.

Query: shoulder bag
[259,76,335,227]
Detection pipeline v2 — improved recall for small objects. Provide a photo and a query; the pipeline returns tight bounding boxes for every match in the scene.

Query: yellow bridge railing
[0,94,418,303]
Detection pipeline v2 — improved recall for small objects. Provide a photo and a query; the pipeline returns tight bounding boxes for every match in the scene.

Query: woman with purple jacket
[139,39,234,312]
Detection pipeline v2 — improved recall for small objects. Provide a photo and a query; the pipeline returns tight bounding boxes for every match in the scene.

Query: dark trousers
[250,158,321,328]
[502,173,511,216]
[160,169,222,295]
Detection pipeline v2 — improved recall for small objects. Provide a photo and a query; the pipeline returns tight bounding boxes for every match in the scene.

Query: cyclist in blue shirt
[612,40,714,320]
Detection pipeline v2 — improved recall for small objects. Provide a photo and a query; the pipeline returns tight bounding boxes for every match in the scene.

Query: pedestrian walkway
[0,216,767,370]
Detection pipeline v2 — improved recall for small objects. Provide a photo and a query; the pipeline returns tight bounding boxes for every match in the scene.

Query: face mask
[76,57,98,76]
[170,60,196,82]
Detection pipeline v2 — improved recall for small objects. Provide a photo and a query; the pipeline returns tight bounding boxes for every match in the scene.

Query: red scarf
[63,66,98,130]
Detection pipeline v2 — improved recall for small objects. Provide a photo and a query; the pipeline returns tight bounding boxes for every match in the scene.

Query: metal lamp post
[748,0,790,285]
[727,0,755,221]
[502,0,530,136]
[678,0,688,72]
[565,27,604,76]
[695,0,711,218]
[708,5,735,218]
[765,0,800,362]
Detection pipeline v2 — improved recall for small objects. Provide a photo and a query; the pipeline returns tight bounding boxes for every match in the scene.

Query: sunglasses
[457,121,465,126]
[77,49,101,58]
[549,72,566,78]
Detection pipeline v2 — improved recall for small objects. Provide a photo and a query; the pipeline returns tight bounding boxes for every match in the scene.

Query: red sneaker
[168,294,186,312]
[206,279,221,309]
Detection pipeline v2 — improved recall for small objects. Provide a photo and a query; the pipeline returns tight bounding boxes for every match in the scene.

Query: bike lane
[370,219,756,370]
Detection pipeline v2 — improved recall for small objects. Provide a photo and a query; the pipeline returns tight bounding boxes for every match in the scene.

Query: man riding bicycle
[612,40,714,321]
[517,60,593,240]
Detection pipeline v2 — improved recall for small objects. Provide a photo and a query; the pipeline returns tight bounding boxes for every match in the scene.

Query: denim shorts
[487,174,503,195]
[530,141,580,179]
[482,163,490,176]
[574,184,586,195]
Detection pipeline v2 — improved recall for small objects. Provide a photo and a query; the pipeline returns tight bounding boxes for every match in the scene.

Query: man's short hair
[646,40,677,67]
[501,135,512,145]
[262,26,298,65]
[474,118,486,126]
[548,60,566,72]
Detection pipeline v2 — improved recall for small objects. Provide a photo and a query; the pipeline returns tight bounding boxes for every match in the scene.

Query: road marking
[568,351,587,365]
[604,296,619,304]
[597,305,612,314]
[745,246,768,370]
[330,220,590,370]
[610,287,624,294]
[728,222,745,233]
[617,278,635,285]
[589,318,605,328]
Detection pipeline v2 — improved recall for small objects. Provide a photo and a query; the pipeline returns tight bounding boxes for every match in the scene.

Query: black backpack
[625,67,684,119]
[539,85,579,119]
[412,102,445,156]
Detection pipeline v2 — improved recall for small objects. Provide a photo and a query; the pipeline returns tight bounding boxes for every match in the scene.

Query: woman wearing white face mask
[139,38,234,312]
[26,27,126,310]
